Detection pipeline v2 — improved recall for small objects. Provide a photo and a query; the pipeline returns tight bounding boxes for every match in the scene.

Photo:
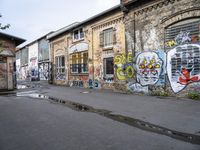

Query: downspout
[92,28,94,81]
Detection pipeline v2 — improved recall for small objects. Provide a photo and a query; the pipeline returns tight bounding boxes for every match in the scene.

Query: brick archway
[161,7,200,28]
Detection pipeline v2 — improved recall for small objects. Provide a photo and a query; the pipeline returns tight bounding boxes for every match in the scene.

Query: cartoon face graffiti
[167,44,200,93]
[136,52,163,86]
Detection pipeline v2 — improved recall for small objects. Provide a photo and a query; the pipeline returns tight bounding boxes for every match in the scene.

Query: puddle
[80,91,91,94]
[10,91,200,145]
[0,92,16,96]
[17,85,29,89]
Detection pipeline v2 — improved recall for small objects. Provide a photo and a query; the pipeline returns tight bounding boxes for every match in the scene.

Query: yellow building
[48,5,126,90]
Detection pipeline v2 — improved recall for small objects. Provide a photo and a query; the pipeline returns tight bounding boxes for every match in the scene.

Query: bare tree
[0,14,10,30]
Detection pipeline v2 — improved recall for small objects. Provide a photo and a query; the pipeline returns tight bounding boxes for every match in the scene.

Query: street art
[103,77,114,83]
[136,51,164,86]
[39,63,49,80]
[80,76,88,82]
[165,31,200,48]
[175,31,191,45]
[55,72,65,80]
[167,44,200,93]
[30,58,39,81]
[127,83,148,94]
[70,81,83,87]
[114,53,134,80]
[88,79,101,89]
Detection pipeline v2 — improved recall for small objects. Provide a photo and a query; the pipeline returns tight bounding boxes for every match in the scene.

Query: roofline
[121,0,138,6]
[47,22,79,40]
[47,4,121,40]
[0,32,26,46]
[19,31,54,50]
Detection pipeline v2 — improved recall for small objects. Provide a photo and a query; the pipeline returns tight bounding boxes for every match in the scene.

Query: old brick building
[0,32,25,90]
[48,5,126,89]
[120,0,200,95]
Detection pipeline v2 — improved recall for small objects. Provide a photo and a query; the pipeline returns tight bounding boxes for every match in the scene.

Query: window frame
[55,56,65,74]
[73,28,84,41]
[103,28,114,48]
[103,57,114,77]
[70,51,88,74]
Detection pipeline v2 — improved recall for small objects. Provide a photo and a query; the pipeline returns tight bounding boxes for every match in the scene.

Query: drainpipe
[91,28,94,81]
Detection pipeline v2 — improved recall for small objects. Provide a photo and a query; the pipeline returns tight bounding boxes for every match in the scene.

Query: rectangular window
[73,28,84,41]
[103,28,113,47]
[55,56,65,74]
[70,52,88,74]
[104,57,114,76]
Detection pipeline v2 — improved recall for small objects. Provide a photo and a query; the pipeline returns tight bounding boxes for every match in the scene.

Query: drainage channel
[10,92,200,145]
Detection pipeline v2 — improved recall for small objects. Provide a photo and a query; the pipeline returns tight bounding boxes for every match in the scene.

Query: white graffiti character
[136,52,163,86]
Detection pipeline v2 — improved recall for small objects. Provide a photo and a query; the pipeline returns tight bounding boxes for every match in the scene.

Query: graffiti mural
[70,81,84,87]
[136,51,164,86]
[127,83,148,93]
[55,72,65,80]
[167,44,200,93]
[30,58,39,81]
[114,53,134,80]
[39,63,49,80]
[88,79,101,89]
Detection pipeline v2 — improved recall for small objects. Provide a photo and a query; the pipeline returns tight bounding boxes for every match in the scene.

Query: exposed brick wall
[123,0,200,95]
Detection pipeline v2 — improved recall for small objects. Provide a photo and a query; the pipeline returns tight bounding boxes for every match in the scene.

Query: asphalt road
[0,93,200,150]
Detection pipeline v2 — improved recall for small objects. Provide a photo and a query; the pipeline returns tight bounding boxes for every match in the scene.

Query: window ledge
[103,46,113,51]
[70,73,89,76]
[73,38,84,43]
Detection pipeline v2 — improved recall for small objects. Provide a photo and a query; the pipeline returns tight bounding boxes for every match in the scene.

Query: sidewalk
[20,81,200,136]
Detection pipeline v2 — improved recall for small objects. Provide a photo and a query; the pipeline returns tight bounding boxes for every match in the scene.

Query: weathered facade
[17,33,52,81]
[120,0,200,95]
[28,42,39,81]
[48,6,126,89]
[0,32,25,90]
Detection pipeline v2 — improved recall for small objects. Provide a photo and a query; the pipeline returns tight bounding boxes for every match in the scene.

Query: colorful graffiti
[88,79,101,89]
[166,31,200,48]
[39,63,49,80]
[167,44,200,93]
[114,53,134,80]
[70,81,84,87]
[55,72,65,80]
[136,51,164,86]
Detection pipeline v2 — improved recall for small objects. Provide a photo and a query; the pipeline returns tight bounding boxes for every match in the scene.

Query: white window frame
[73,28,84,41]
[103,28,113,48]
[55,56,65,74]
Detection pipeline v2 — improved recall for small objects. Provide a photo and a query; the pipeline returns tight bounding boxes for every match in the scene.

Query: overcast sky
[0,0,119,46]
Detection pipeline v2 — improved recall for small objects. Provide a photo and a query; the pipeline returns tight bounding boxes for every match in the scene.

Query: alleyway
[0,81,200,150]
